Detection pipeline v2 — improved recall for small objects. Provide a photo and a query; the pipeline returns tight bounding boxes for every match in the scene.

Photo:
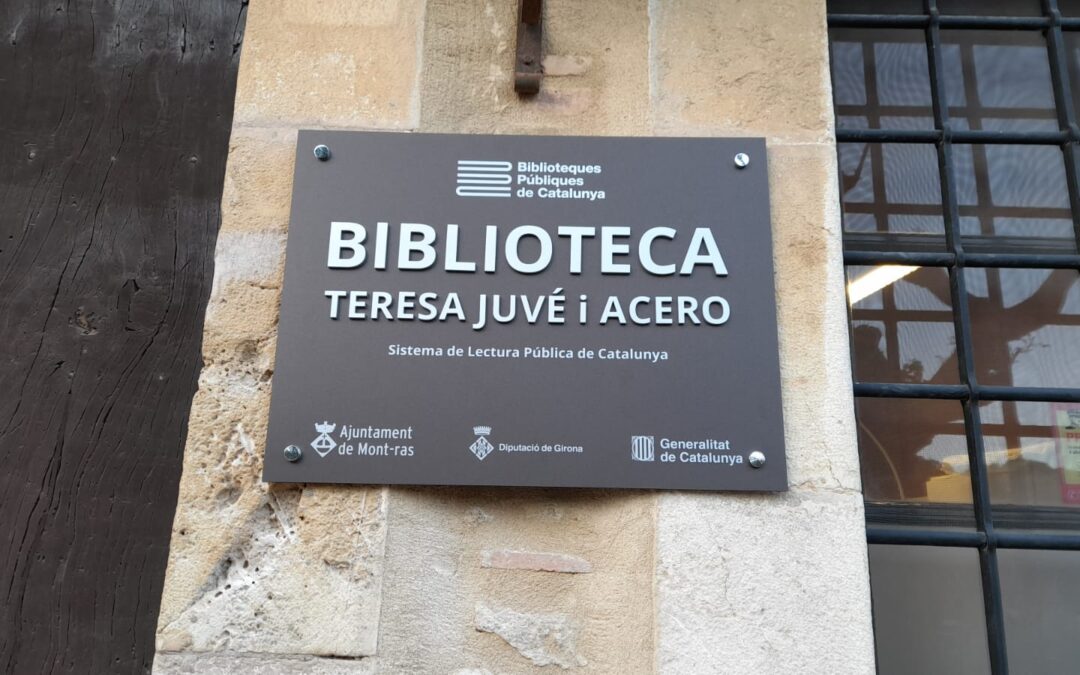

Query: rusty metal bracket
[514,0,543,94]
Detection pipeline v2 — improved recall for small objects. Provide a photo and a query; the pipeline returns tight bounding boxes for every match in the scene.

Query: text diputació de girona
[321,222,733,332]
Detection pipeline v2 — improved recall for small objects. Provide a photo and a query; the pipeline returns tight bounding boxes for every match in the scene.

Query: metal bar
[867,527,987,547]
[844,250,1080,267]
[854,382,1080,403]
[836,128,1074,144]
[843,250,955,265]
[996,531,1080,550]
[854,383,969,399]
[829,14,1050,29]
[1043,0,1080,253]
[977,385,1080,402]
[837,104,1058,119]
[923,3,1009,667]
[868,528,1080,550]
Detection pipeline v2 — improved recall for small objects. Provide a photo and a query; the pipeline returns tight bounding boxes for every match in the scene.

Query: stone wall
[155,1,876,672]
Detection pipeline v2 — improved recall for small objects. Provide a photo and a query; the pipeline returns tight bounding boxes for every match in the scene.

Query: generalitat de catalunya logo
[455,160,512,198]
[631,435,655,462]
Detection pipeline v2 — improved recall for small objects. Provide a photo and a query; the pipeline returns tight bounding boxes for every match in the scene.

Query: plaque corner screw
[733,152,750,169]
[284,445,302,462]
[313,144,331,161]
[748,450,766,468]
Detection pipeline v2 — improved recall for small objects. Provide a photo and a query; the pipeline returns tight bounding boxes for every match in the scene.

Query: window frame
[828,2,1080,673]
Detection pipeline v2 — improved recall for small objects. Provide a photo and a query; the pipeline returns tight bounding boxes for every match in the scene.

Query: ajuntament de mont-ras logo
[311,421,337,458]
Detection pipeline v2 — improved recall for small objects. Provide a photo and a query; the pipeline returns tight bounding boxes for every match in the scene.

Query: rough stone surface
[155,652,375,674]
[769,143,863,493]
[218,127,299,235]
[233,0,426,128]
[375,489,655,673]
[481,549,592,574]
[657,491,875,674]
[156,0,423,664]
[419,0,651,135]
[651,0,834,143]
[476,603,587,668]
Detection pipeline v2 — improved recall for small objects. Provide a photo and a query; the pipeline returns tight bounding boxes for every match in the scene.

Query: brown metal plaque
[264,131,787,491]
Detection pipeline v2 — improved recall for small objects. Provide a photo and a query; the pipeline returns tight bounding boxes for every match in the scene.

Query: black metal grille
[829,2,1080,673]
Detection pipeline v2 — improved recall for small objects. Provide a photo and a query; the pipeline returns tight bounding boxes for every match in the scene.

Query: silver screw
[284,445,302,462]
[733,153,750,169]
[748,451,766,468]
[313,144,331,161]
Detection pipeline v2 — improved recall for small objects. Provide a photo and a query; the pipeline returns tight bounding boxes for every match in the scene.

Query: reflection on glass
[830,28,933,129]
[869,545,991,675]
[966,268,1080,388]
[857,398,970,503]
[999,549,1080,672]
[1065,32,1080,123]
[839,143,945,238]
[1063,0,1080,17]
[981,401,1080,509]
[952,144,1074,250]
[848,266,958,385]
[941,31,1056,132]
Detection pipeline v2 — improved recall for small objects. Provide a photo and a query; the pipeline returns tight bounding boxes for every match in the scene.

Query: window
[828,2,1080,673]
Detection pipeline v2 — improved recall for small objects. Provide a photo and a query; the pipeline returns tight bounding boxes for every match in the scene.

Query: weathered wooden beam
[0,1,245,672]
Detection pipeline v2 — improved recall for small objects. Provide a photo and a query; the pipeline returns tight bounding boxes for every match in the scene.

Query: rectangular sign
[263,131,787,491]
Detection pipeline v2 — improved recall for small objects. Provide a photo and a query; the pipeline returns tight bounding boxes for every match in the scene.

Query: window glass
[830,29,934,129]
[966,268,1080,388]
[839,143,945,240]
[941,31,1057,132]
[1061,0,1080,17]
[952,145,1075,251]
[1063,31,1080,117]
[869,545,991,675]
[848,265,959,385]
[857,398,971,503]
[982,401,1080,509]
[938,0,1042,17]
[999,550,1080,672]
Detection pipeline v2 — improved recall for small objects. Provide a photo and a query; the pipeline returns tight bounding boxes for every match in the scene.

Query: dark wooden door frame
[0,2,246,672]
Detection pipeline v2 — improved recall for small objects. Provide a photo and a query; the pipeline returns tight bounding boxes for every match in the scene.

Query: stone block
[768,143,862,493]
[233,0,425,128]
[656,490,875,674]
[219,128,298,235]
[157,485,388,658]
[651,0,833,141]
[419,0,650,135]
[374,488,656,672]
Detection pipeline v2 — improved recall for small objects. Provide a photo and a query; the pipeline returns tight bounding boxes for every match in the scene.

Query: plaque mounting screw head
[733,153,750,169]
[748,450,766,468]
[284,445,302,462]
[313,144,331,161]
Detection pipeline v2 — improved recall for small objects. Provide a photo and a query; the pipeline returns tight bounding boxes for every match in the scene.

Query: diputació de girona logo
[311,421,337,458]
[470,425,494,460]
[456,160,512,198]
